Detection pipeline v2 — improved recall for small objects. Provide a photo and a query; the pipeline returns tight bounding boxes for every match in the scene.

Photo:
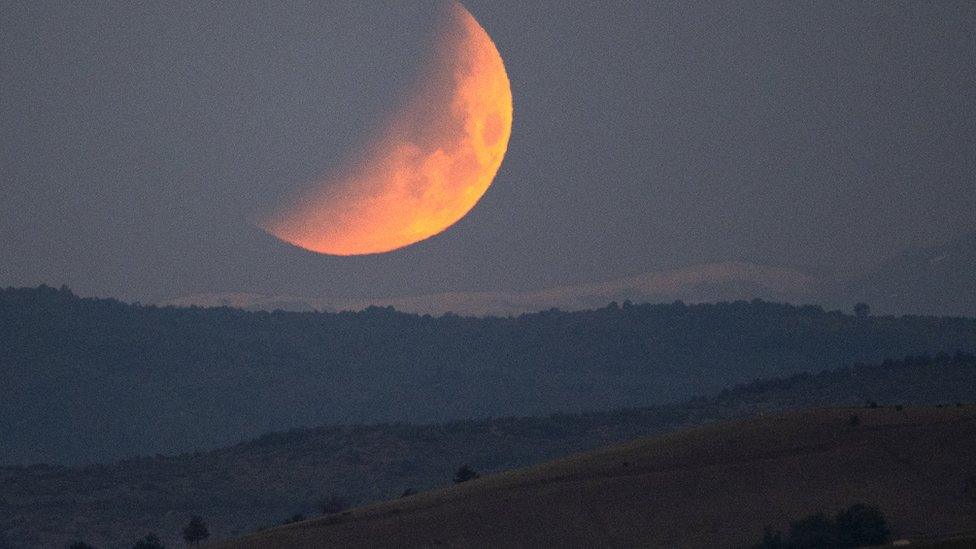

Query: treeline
[3,284,976,464]
[64,463,484,549]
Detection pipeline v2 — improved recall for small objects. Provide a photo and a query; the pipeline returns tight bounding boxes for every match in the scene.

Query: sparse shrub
[866,400,879,409]
[788,511,836,548]
[894,404,903,411]
[834,503,889,546]
[454,464,480,483]
[318,496,347,515]
[131,533,164,549]
[182,515,209,546]
[400,488,417,498]
[752,504,889,548]
[282,513,305,525]
[848,414,861,427]
[752,527,784,548]
[964,476,976,502]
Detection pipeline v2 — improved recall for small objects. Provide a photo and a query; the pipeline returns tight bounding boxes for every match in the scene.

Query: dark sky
[2,1,975,303]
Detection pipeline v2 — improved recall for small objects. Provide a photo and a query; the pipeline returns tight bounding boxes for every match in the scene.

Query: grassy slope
[221,406,976,549]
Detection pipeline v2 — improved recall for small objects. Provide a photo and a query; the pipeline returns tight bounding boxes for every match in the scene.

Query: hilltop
[3,285,976,464]
[1,353,973,548]
[222,406,976,548]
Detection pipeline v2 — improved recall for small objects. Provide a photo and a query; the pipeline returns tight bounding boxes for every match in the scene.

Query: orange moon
[260,2,513,256]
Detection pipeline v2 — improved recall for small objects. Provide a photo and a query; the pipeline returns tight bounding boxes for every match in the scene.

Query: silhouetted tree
[454,464,480,483]
[131,533,164,549]
[834,504,889,546]
[753,504,890,548]
[854,303,870,318]
[751,527,784,549]
[318,496,347,515]
[181,515,209,546]
[965,476,976,502]
[787,512,836,548]
[282,514,305,525]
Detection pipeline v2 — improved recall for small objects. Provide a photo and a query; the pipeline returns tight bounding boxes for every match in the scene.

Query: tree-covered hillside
[1,353,973,549]
[3,285,976,464]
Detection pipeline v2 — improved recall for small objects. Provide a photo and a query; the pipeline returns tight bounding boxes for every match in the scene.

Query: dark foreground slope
[4,285,976,464]
[223,406,976,549]
[1,354,973,548]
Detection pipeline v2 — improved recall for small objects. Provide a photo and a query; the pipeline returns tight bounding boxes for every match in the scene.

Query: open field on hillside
[223,406,976,548]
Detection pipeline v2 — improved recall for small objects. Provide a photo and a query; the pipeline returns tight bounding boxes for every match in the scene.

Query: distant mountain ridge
[847,230,976,317]
[3,285,976,465]
[162,261,820,316]
[161,232,976,318]
[2,353,974,548]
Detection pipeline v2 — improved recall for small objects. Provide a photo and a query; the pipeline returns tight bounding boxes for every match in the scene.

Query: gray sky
[2,1,975,303]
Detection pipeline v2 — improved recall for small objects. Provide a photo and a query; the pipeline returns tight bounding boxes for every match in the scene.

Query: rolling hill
[221,406,976,548]
[1,353,973,548]
[3,285,976,465]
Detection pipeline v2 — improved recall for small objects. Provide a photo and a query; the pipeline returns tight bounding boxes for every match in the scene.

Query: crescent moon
[260,2,513,256]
